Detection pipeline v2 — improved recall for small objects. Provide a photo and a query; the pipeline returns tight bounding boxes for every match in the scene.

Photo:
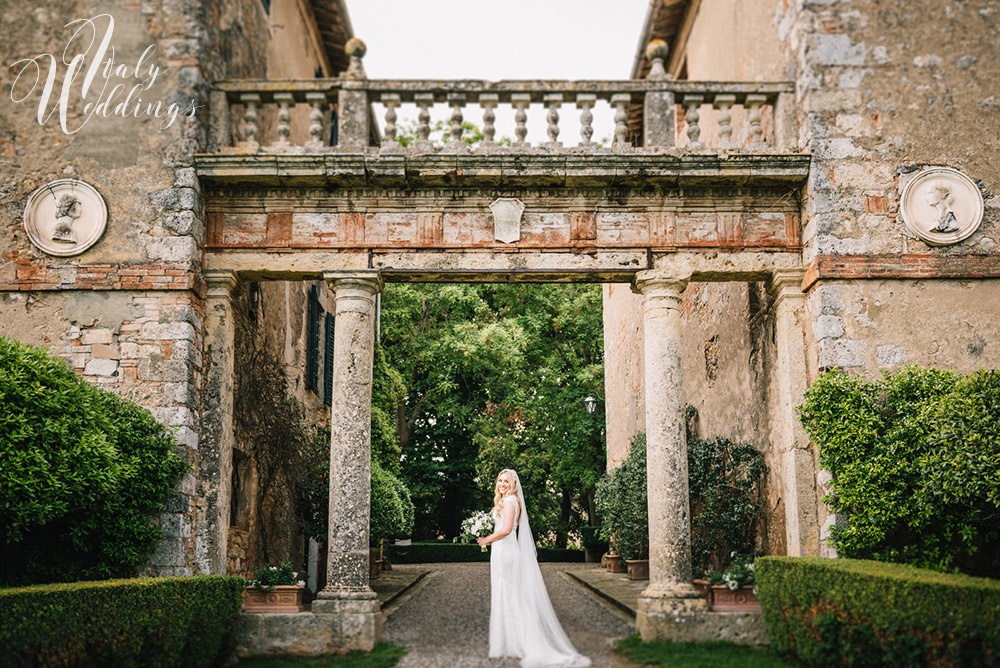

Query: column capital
[323,270,384,295]
[203,269,239,298]
[767,268,807,303]
[631,270,690,297]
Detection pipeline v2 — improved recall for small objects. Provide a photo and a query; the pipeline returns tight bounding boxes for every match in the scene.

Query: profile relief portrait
[924,180,959,233]
[52,193,82,244]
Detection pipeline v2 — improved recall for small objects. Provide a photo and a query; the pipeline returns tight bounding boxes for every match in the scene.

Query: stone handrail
[208,40,797,155]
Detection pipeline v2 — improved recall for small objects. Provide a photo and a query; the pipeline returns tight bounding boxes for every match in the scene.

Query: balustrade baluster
[745,94,767,150]
[414,93,433,150]
[544,94,563,148]
[714,94,736,149]
[479,94,499,146]
[576,94,596,147]
[512,94,530,146]
[447,93,466,148]
[305,92,326,149]
[381,94,401,145]
[610,94,631,148]
[274,93,292,148]
[683,95,704,150]
[240,93,261,151]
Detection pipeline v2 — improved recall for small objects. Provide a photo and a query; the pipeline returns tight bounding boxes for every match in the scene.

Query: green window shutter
[323,312,335,406]
[306,286,320,392]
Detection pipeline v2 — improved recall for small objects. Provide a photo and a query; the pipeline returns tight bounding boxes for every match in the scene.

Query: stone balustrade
[208,39,797,155]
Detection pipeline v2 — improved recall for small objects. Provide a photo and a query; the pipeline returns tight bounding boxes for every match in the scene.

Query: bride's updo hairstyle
[492,469,520,520]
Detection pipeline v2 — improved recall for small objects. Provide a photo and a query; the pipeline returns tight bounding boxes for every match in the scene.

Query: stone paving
[382,563,638,668]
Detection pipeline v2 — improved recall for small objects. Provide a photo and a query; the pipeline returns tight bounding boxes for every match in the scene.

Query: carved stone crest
[23,179,108,256]
[899,167,983,246]
[489,197,524,244]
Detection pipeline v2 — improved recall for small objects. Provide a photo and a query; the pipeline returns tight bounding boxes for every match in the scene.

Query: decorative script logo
[8,13,201,133]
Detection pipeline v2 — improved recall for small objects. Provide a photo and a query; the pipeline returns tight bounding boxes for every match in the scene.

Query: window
[323,312,335,406]
[306,285,320,392]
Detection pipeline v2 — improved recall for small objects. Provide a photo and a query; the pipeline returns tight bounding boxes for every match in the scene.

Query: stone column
[337,38,369,151]
[768,269,820,557]
[312,271,383,651]
[632,270,707,641]
[196,269,238,575]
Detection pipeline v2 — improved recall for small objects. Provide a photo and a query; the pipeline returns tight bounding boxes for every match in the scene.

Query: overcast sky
[349,0,651,144]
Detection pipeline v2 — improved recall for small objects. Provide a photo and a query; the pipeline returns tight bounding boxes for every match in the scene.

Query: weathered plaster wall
[603,283,645,467]
[686,0,791,81]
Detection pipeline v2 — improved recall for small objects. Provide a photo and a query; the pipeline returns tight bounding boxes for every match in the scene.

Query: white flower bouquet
[461,510,494,552]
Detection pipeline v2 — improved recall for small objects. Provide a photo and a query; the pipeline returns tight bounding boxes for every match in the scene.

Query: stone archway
[196,160,810,649]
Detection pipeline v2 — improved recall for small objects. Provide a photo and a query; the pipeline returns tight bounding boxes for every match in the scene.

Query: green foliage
[705,561,755,589]
[370,462,413,544]
[389,541,584,564]
[616,635,791,668]
[595,433,647,561]
[755,556,1000,667]
[234,643,407,668]
[371,342,406,475]
[595,417,766,572]
[0,575,245,668]
[247,561,299,591]
[0,336,186,585]
[799,366,1000,576]
[687,410,767,576]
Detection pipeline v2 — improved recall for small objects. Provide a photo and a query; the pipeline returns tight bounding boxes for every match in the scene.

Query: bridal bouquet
[461,510,494,552]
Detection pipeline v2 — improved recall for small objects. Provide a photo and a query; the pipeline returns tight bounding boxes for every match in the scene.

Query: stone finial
[646,39,669,80]
[344,37,367,79]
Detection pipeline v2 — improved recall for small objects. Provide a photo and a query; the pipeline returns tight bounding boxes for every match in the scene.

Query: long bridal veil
[507,469,591,668]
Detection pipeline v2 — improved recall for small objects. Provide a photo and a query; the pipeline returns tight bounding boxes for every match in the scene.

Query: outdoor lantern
[584,395,596,414]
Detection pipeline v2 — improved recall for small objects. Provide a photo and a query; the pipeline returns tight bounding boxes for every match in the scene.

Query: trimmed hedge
[0,575,245,668]
[755,556,1000,667]
[390,541,585,564]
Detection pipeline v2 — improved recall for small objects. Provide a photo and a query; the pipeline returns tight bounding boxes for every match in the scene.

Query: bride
[476,469,591,668]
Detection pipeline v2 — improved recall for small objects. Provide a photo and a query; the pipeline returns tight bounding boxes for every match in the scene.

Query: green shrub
[390,541,584,564]
[755,556,1000,667]
[596,420,766,572]
[595,432,648,561]
[0,336,187,585]
[0,575,245,668]
[688,427,766,576]
[799,366,1000,576]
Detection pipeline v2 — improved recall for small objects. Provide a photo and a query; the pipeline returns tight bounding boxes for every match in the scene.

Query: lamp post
[584,395,597,414]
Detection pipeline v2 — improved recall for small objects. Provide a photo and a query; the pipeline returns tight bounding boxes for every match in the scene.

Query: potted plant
[703,561,760,611]
[580,526,608,564]
[244,561,306,612]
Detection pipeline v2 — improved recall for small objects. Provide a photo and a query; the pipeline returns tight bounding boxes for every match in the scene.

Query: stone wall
[0,0,318,575]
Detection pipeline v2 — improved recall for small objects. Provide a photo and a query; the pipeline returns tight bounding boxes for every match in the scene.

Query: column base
[310,588,381,651]
[637,588,769,646]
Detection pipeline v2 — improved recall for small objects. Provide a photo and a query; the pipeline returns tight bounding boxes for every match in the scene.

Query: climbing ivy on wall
[799,366,1000,577]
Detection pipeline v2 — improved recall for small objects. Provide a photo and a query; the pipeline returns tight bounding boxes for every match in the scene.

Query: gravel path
[383,563,637,668]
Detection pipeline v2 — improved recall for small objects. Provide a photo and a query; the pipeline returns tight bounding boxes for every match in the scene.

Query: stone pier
[196,269,239,575]
[310,271,383,651]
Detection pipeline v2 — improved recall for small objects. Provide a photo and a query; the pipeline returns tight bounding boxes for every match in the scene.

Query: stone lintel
[195,153,810,189]
[203,250,804,283]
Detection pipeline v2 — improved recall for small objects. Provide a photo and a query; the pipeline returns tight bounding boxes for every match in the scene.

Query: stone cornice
[194,152,810,190]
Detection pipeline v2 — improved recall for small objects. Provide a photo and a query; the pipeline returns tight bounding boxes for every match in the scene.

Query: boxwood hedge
[0,575,245,668]
[755,556,1000,667]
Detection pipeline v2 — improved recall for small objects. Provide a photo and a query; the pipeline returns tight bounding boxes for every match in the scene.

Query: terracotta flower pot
[369,547,382,580]
[626,559,649,580]
[605,554,626,573]
[708,584,761,612]
[693,578,709,595]
[243,585,305,612]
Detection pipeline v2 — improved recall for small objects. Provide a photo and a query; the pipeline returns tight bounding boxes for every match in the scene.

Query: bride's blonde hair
[492,470,521,521]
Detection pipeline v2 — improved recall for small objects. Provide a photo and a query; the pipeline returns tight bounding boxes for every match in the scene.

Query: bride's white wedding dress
[488,471,591,668]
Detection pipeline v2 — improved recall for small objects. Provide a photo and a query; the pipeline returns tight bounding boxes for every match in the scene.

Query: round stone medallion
[899,167,983,246]
[23,179,108,256]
